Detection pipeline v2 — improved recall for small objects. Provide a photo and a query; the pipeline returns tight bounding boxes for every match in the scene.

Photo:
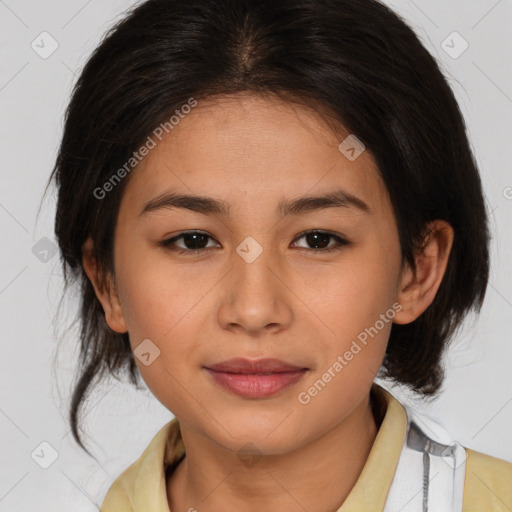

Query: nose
[216,241,294,337]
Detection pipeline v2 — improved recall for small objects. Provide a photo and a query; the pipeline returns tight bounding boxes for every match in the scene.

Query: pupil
[307,232,329,249]
[185,233,207,249]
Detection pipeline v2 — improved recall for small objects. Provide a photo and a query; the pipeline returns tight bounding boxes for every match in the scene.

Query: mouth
[203,357,309,399]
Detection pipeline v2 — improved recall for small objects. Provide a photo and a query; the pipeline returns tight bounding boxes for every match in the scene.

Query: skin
[83,93,454,511]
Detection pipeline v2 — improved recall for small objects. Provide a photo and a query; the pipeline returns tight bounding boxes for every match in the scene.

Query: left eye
[291,230,350,252]
[159,230,350,254]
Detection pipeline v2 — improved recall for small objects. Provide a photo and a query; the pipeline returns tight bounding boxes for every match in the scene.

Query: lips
[205,357,305,374]
[204,358,308,399]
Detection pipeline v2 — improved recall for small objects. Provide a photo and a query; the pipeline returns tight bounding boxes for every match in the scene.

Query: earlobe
[393,220,454,325]
[82,237,128,334]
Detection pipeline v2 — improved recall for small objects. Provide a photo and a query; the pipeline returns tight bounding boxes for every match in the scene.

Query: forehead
[120,94,389,218]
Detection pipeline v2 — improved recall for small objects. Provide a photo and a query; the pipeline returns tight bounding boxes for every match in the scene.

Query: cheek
[114,261,205,411]
[115,237,196,334]
[315,244,400,340]
[295,254,396,424]
[114,248,226,362]
[299,238,400,403]
[119,271,205,352]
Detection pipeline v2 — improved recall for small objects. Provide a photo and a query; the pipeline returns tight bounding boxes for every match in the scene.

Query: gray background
[1,0,511,510]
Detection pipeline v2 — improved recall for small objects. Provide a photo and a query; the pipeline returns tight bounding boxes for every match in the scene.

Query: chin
[206,413,309,456]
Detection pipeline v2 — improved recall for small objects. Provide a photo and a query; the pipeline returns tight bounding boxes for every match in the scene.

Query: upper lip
[204,357,307,374]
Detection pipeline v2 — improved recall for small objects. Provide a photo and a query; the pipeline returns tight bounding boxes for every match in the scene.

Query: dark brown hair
[47,0,490,455]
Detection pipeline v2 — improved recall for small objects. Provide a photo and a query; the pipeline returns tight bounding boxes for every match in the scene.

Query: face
[95,94,408,454]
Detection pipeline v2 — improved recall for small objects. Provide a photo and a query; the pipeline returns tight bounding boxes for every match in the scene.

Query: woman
[48,0,512,510]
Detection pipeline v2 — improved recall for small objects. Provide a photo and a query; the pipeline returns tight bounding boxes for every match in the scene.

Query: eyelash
[159,230,350,256]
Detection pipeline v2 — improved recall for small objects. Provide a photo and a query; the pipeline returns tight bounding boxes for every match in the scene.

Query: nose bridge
[233,234,279,299]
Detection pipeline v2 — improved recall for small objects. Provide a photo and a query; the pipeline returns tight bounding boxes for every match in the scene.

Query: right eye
[159,231,220,254]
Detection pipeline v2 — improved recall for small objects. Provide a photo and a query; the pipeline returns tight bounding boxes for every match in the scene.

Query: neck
[167,390,384,512]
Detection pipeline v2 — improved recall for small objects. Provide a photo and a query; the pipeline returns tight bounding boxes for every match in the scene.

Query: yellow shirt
[100,387,512,511]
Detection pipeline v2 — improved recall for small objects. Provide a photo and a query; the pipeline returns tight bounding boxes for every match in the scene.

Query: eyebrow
[139,189,370,218]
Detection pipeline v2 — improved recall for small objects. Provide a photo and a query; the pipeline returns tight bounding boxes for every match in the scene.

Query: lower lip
[204,368,307,398]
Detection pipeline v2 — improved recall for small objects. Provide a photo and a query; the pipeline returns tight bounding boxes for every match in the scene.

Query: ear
[82,237,128,333]
[393,220,454,325]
